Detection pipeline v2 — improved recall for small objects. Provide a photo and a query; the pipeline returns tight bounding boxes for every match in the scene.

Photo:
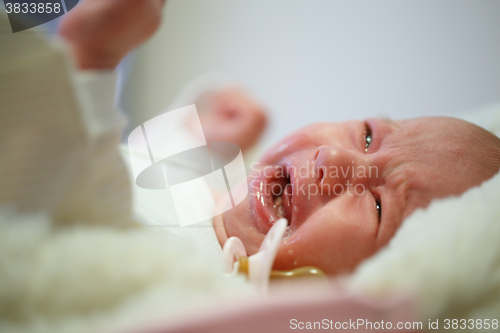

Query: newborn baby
[58,0,500,277]
[215,117,500,275]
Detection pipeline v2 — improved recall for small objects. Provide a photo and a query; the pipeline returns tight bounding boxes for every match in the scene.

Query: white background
[120,0,500,147]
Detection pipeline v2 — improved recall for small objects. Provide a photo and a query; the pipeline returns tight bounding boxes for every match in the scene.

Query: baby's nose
[313,145,368,186]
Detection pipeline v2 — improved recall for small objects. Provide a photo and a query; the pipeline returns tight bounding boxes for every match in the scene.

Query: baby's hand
[58,0,165,69]
[191,88,268,152]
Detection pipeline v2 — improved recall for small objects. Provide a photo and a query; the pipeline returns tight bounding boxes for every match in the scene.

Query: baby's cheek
[277,218,378,275]
[223,201,263,255]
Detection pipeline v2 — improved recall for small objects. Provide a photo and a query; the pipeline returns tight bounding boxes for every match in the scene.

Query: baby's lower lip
[251,179,276,234]
[250,166,292,233]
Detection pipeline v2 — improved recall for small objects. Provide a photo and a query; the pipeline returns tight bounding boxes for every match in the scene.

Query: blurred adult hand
[58,0,166,69]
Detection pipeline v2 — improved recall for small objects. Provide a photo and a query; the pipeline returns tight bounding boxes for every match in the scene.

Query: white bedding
[0,209,253,333]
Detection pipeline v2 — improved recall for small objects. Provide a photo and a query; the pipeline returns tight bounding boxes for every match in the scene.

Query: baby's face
[220,117,499,275]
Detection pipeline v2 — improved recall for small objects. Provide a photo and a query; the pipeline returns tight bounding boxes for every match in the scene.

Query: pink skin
[59,0,166,70]
[190,87,268,152]
[218,117,500,275]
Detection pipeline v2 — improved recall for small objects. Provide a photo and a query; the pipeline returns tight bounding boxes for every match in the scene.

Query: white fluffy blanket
[0,212,252,333]
[348,170,500,324]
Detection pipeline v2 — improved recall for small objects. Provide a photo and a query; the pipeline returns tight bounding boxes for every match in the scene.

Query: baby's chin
[221,196,264,256]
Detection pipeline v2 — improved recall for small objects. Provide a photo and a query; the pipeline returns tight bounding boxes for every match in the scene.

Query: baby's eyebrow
[386,117,402,129]
[375,117,401,137]
[371,115,398,129]
[374,114,392,121]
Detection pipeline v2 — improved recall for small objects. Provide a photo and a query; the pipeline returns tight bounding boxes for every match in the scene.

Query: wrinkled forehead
[381,117,494,214]
[394,116,478,139]
[383,117,484,156]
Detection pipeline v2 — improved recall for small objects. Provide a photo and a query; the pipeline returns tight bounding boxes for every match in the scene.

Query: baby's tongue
[272,186,292,223]
[273,195,285,218]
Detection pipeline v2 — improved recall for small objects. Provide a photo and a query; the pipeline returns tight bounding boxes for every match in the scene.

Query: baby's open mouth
[251,164,295,231]
[270,173,293,225]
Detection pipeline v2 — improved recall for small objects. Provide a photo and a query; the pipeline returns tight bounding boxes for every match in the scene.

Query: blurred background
[28,0,500,148]
[119,0,500,147]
